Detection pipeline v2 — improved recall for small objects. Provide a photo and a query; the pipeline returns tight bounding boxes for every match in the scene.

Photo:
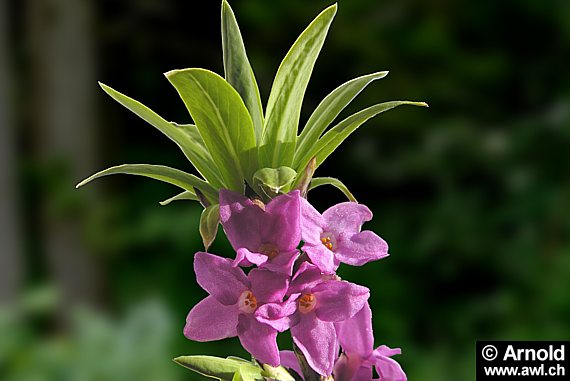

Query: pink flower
[334,303,406,381]
[184,252,289,366]
[300,199,389,273]
[219,189,301,275]
[267,262,369,376]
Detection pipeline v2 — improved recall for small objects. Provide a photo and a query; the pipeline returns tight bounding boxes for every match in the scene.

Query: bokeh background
[1,0,569,380]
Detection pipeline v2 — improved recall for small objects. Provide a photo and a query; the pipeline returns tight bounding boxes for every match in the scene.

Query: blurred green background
[1,0,569,380]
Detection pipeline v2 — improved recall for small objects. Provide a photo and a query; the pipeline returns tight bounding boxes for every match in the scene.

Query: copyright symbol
[482,345,498,361]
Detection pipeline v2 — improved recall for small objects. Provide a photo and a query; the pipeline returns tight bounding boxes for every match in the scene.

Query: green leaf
[159,191,199,206]
[309,177,357,202]
[294,71,388,169]
[76,164,219,203]
[298,101,428,172]
[259,4,337,168]
[166,68,258,191]
[232,369,245,381]
[253,167,297,196]
[98,83,224,188]
[261,364,296,381]
[174,356,265,381]
[200,204,220,251]
[221,0,264,143]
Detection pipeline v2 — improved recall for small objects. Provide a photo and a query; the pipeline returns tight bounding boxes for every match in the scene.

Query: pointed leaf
[76,164,218,203]
[253,167,297,195]
[292,157,316,198]
[294,71,388,168]
[200,204,220,251]
[174,356,245,381]
[297,101,428,172]
[159,191,199,206]
[308,177,356,202]
[98,83,224,187]
[259,4,337,168]
[166,68,258,191]
[221,0,264,142]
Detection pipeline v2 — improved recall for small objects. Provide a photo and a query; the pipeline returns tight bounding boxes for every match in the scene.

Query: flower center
[320,232,336,251]
[298,293,316,313]
[238,291,258,314]
[258,243,280,259]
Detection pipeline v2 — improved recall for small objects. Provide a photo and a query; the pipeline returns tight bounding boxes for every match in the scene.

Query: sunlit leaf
[221,0,264,142]
[294,71,388,169]
[166,68,258,191]
[174,356,265,381]
[309,177,356,202]
[200,204,220,251]
[159,191,199,206]
[76,164,218,203]
[259,4,337,168]
[298,101,429,172]
[98,83,224,188]
[253,167,297,196]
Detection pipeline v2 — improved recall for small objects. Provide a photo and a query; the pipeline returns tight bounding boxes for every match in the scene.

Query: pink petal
[194,252,249,305]
[333,354,370,381]
[375,345,402,357]
[237,314,280,367]
[335,231,389,266]
[249,268,289,304]
[335,302,374,357]
[373,353,406,381]
[184,296,238,341]
[263,249,299,276]
[255,296,300,332]
[289,262,324,294]
[234,247,268,268]
[313,281,369,322]
[300,198,325,245]
[219,189,264,251]
[323,202,372,236]
[303,243,336,274]
[262,191,301,251]
[291,313,338,376]
[280,351,303,379]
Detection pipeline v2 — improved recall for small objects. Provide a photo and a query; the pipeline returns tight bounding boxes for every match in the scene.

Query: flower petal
[313,281,369,322]
[255,296,300,332]
[194,252,249,305]
[303,243,336,274]
[184,296,238,341]
[234,247,268,268]
[262,191,301,251]
[219,189,264,251]
[300,197,325,245]
[335,302,374,357]
[237,314,280,367]
[375,345,402,357]
[291,313,338,376]
[333,353,370,381]
[289,262,323,295]
[249,268,289,304]
[323,202,372,236]
[280,350,303,379]
[373,351,406,381]
[335,231,389,266]
[264,250,299,276]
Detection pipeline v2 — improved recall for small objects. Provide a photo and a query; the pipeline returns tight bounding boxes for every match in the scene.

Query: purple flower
[334,303,407,381]
[265,262,369,376]
[300,199,389,273]
[184,252,289,366]
[219,189,301,275]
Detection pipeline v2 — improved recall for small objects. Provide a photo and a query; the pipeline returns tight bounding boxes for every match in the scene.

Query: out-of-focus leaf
[76,164,218,203]
[298,101,428,172]
[221,0,264,142]
[166,68,258,191]
[259,4,337,168]
[309,177,357,202]
[159,191,199,206]
[253,167,297,196]
[199,204,220,251]
[294,71,388,169]
[174,356,265,381]
[98,83,224,188]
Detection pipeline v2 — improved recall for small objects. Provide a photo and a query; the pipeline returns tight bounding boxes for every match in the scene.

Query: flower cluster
[184,190,406,380]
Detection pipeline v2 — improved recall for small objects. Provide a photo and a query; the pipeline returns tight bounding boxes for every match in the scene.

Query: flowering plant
[77,1,426,380]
